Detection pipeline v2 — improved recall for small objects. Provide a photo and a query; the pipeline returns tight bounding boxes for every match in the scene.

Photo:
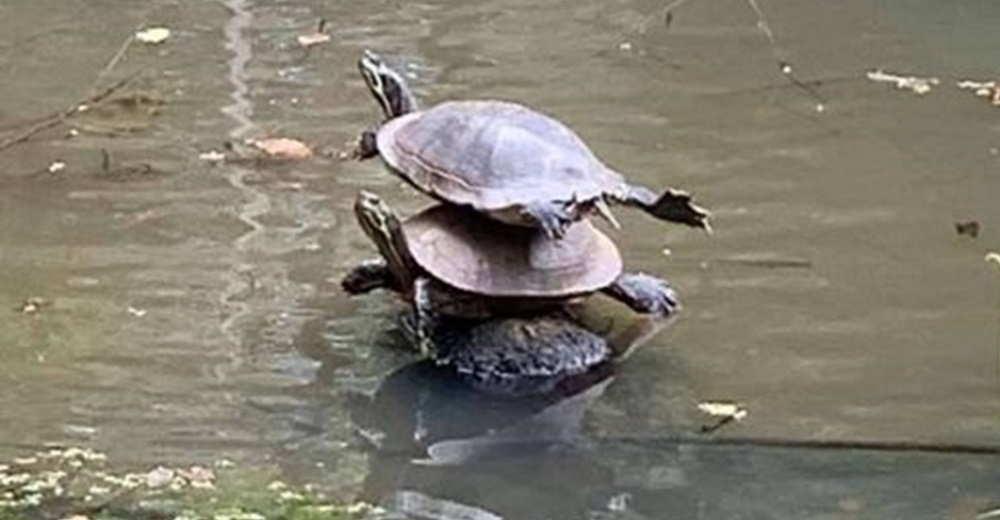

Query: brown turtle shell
[377,100,627,213]
[402,204,622,298]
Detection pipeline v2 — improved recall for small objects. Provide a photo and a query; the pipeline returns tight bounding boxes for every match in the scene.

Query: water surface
[1,0,999,517]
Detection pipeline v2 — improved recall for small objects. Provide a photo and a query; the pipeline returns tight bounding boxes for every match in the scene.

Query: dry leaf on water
[19,297,49,315]
[251,138,313,159]
[297,19,330,48]
[135,27,171,45]
[297,32,331,47]
[697,401,748,421]
[866,69,939,95]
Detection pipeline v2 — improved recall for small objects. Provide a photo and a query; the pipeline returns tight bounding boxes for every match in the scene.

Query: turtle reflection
[348,314,671,519]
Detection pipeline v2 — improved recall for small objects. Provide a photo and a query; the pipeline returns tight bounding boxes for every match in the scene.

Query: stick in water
[987,252,1000,420]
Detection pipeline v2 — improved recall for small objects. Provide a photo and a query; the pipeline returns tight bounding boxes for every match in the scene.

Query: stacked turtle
[341,50,710,394]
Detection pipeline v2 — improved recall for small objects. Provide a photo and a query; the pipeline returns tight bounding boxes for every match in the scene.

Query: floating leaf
[297,32,331,48]
[18,297,49,315]
[987,253,1000,269]
[697,401,747,419]
[199,150,226,162]
[48,161,66,174]
[251,138,313,159]
[297,19,330,48]
[135,27,171,44]
[866,69,939,95]
[957,79,1000,106]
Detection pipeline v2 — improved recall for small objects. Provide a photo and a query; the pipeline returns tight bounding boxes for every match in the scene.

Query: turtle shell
[443,317,611,397]
[377,101,626,212]
[402,204,622,298]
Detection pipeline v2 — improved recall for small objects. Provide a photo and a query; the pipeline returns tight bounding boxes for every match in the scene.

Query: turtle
[349,49,712,240]
[398,313,612,397]
[341,190,678,357]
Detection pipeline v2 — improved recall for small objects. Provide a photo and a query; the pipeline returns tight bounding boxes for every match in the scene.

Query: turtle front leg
[413,276,439,359]
[601,272,679,316]
[341,259,400,295]
[521,200,576,239]
[343,126,380,160]
[621,184,712,232]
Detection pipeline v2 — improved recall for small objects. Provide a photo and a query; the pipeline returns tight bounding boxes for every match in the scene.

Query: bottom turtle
[341,190,679,356]
[399,313,610,397]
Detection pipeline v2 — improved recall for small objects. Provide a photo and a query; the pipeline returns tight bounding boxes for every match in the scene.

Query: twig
[0,71,141,152]
[647,0,830,109]
[613,434,1000,456]
[987,252,1000,422]
[0,29,140,154]
[92,33,136,94]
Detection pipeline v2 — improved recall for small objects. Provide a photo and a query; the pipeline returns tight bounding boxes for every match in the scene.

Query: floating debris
[955,220,980,238]
[866,69,939,95]
[698,400,748,433]
[250,137,313,159]
[297,19,331,48]
[18,297,49,315]
[135,27,171,45]
[71,93,165,136]
[698,400,748,419]
[198,150,227,162]
[47,161,66,174]
[957,79,1000,106]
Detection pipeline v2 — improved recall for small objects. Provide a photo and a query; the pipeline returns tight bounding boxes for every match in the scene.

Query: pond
[1,0,999,518]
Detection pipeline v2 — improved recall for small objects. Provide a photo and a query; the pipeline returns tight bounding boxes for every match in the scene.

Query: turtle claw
[627,185,711,232]
[602,272,679,316]
[523,201,575,239]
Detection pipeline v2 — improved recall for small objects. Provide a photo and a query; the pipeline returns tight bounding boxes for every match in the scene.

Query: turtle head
[359,50,419,120]
[354,190,417,289]
[355,190,399,245]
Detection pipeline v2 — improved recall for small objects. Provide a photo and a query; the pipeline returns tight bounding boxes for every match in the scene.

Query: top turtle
[351,50,711,239]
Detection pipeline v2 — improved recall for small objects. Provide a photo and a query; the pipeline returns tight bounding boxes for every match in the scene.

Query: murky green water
[2,0,1000,517]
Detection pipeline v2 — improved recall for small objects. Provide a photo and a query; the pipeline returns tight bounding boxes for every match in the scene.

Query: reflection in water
[347,313,662,518]
[220,0,269,349]
[350,346,619,519]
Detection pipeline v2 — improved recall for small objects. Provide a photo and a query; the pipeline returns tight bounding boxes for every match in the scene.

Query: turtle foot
[523,200,575,240]
[627,185,712,232]
[340,127,379,161]
[603,272,679,316]
[341,259,398,294]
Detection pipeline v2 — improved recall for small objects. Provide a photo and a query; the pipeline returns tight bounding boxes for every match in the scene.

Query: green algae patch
[0,448,378,520]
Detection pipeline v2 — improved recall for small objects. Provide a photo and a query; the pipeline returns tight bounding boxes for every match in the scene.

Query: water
[1,0,999,517]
